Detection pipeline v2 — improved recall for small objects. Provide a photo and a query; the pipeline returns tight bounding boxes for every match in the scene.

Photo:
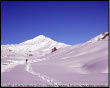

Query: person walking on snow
[26,59,28,63]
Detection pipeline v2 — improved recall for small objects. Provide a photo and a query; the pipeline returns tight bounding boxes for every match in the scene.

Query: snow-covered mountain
[1,32,109,59]
[1,35,70,58]
[1,32,109,86]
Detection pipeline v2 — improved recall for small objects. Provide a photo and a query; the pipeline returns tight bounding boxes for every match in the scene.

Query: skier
[26,59,28,63]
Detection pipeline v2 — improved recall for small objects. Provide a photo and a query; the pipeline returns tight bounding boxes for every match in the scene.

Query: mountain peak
[87,32,109,43]
[16,34,70,52]
[33,35,46,40]
[36,35,46,38]
[20,35,70,48]
[20,35,48,44]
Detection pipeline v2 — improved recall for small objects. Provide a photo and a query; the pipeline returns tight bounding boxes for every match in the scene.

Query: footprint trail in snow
[25,58,62,85]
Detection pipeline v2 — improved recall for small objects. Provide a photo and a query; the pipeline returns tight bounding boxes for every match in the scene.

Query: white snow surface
[1,32,109,87]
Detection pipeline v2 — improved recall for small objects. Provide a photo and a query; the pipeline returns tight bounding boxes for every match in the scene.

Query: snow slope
[1,32,109,87]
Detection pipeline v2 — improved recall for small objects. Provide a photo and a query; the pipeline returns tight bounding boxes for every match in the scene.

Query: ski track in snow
[2,57,62,85]
[25,58,62,85]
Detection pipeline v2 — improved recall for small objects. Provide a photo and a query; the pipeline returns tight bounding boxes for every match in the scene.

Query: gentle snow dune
[1,64,48,85]
[30,39,108,85]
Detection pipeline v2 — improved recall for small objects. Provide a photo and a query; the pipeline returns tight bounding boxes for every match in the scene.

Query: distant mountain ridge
[1,32,109,58]
[1,35,70,58]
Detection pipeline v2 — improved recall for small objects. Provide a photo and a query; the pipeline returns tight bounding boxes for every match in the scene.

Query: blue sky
[1,1,108,45]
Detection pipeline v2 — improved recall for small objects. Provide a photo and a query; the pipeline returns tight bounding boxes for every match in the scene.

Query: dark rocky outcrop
[51,47,57,53]
[9,49,12,52]
[102,32,109,39]
[29,54,33,56]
